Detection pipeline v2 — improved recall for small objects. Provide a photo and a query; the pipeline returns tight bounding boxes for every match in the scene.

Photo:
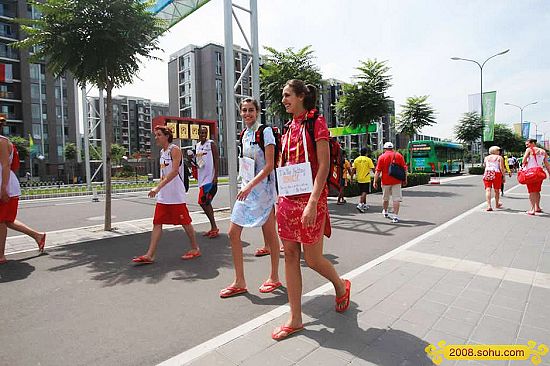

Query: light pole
[451,49,510,158]
[504,101,538,138]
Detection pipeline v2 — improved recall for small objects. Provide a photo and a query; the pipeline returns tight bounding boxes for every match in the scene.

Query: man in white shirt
[196,126,219,238]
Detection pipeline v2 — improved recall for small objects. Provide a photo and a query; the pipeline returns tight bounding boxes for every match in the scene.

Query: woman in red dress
[272,80,351,340]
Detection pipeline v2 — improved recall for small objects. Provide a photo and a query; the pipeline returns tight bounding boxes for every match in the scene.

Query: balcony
[0,91,20,101]
[0,8,16,19]
[0,48,18,61]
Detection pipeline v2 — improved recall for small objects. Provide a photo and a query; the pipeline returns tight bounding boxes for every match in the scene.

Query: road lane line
[157,182,524,366]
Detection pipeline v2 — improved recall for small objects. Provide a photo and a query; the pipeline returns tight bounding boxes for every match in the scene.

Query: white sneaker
[392,217,399,223]
[362,204,369,210]
[356,204,365,213]
[382,209,388,218]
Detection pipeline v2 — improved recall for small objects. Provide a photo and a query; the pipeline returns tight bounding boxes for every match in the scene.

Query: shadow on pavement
[403,190,458,198]
[436,183,476,187]
[302,296,432,365]
[0,256,38,283]
[329,215,434,236]
[47,229,234,287]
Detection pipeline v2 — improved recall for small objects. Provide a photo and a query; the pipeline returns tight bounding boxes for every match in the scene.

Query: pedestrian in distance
[195,126,220,238]
[352,147,375,213]
[501,150,512,195]
[219,98,282,298]
[521,139,550,215]
[482,146,506,211]
[0,117,46,265]
[336,151,352,205]
[132,126,199,264]
[273,79,351,341]
[373,142,407,223]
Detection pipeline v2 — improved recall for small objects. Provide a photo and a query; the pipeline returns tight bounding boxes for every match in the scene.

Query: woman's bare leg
[227,222,246,288]
[0,223,7,262]
[144,224,163,260]
[6,220,44,246]
[262,209,280,283]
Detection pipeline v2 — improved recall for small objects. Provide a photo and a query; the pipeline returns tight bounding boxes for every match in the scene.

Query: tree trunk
[104,84,114,231]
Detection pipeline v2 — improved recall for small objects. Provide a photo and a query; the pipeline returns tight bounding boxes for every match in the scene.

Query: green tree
[15,0,164,230]
[397,96,437,170]
[483,124,524,153]
[260,45,322,122]
[9,136,29,163]
[111,143,126,166]
[454,112,483,144]
[64,142,77,183]
[336,59,392,127]
[397,96,437,139]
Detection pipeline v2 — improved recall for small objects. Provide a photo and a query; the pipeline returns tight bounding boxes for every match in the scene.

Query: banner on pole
[522,122,530,139]
[545,140,550,150]
[468,91,496,141]
[536,134,543,142]
[482,91,496,142]
[513,123,522,137]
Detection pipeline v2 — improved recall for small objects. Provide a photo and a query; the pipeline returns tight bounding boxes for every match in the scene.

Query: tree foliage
[260,45,322,121]
[14,0,164,230]
[111,143,126,165]
[454,112,483,145]
[10,136,29,162]
[483,124,524,153]
[336,59,392,127]
[64,142,77,161]
[397,95,437,139]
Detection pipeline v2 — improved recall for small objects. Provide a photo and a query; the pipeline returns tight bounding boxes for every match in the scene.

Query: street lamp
[451,49,510,157]
[504,101,538,137]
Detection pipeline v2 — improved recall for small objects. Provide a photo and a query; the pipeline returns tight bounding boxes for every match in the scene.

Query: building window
[216,52,222,75]
[215,79,223,104]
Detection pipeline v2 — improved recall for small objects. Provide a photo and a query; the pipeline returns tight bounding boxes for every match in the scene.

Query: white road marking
[157,183,524,366]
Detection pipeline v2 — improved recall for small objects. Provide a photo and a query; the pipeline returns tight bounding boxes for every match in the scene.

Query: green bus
[407,140,465,174]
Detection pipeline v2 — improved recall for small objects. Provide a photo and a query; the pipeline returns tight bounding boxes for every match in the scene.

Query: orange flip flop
[219,286,248,298]
[132,255,154,264]
[271,325,304,341]
[181,250,201,260]
[38,233,46,253]
[0,258,7,265]
[259,281,282,293]
[254,248,270,257]
[208,229,219,238]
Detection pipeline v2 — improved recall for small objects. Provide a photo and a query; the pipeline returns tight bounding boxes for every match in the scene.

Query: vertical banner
[545,140,550,150]
[522,122,530,139]
[536,134,543,142]
[468,91,496,141]
[482,91,496,142]
[513,123,522,137]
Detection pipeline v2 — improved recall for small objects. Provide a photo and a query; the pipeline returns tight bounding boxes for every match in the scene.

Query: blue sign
[522,122,530,139]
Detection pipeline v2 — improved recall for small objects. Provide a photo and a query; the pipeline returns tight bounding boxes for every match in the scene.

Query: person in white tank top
[482,146,506,211]
[132,126,199,264]
[195,126,219,238]
[0,117,46,264]
[522,139,550,215]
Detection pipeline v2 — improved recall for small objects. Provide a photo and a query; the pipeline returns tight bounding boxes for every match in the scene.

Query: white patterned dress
[230,126,277,227]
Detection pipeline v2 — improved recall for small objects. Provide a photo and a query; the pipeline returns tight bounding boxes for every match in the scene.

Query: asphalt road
[10,185,231,236]
[1,175,502,366]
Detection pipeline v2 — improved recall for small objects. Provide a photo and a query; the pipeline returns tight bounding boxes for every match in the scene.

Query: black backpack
[168,145,190,192]
[239,125,282,175]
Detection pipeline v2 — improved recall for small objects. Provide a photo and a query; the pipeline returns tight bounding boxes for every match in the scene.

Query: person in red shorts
[0,118,46,264]
[522,139,550,215]
[132,126,199,264]
[272,79,350,341]
[482,146,506,211]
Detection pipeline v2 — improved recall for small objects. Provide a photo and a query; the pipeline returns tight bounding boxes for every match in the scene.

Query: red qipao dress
[276,111,331,245]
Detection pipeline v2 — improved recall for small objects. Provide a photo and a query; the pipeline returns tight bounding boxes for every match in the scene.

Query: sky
[115,0,550,140]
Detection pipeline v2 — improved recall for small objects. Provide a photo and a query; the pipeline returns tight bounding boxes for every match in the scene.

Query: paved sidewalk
[176,182,550,366]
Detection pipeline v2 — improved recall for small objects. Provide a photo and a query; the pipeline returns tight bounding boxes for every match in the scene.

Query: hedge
[468,167,484,175]
[343,173,431,197]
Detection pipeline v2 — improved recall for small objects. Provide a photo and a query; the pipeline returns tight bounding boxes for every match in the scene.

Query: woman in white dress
[219,98,281,298]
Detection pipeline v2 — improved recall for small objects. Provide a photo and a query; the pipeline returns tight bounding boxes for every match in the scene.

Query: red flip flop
[208,229,219,239]
[259,281,282,293]
[271,325,304,341]
[254,248,270,257]
[0,258,7,265]
[219,286,248,298]
[335,279,351,313]
[38,233,46,253]
[202,230,213,237]
[132,255,154,264]
[181,250,201,260]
